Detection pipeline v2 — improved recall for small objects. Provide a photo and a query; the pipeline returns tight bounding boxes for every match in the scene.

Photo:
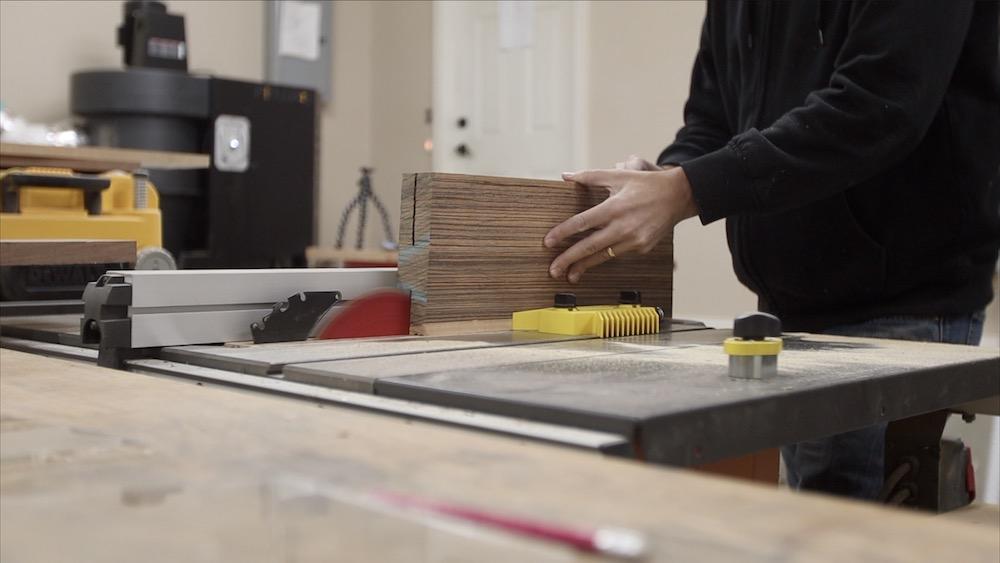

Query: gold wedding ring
[606,247,616,258]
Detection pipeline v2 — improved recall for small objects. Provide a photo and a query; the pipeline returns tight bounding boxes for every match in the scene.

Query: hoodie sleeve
[656,12,732,168]
[682,0,975,225]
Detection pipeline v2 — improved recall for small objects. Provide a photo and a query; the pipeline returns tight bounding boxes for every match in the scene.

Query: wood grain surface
[2,349,998,562]
[399,173,673,335]
[0,239,135,266]
[0,142,209,172]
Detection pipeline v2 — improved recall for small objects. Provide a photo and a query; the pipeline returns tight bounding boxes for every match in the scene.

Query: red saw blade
[316,289,410,339]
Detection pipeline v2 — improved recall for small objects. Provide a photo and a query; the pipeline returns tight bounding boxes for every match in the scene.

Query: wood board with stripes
[399,172,673,335]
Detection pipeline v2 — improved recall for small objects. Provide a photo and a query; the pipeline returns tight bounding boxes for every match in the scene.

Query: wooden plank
[0,156,139,172]
[0,239,135,266]
[2,349,998,561]
[0,142,209,171]
[399,173,673,335]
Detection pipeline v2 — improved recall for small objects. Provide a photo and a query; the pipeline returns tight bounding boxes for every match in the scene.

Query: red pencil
[374,490,648,559]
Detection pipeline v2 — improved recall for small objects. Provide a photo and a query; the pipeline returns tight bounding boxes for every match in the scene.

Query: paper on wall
[278,0,322,61]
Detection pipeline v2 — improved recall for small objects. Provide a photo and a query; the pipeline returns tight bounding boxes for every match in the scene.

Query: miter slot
[159,319,710,376]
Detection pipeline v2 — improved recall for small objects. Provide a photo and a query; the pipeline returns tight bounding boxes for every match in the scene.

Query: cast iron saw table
[144,325,999,467]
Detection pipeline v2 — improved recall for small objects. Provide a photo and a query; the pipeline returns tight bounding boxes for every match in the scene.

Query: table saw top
[3,314,997,465]
[158,325,999,465]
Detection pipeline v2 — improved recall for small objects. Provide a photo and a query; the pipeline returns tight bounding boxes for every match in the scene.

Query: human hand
[544,165,697,283]
[614,154,666,171]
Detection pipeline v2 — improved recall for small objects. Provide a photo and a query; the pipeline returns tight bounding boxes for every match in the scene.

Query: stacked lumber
[399,173,673,335]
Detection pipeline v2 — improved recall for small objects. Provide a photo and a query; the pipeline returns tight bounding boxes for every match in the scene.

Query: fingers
[562,168,633,187]
[544,197,616,249]
[565,247,616,284]
[548,224,625,281]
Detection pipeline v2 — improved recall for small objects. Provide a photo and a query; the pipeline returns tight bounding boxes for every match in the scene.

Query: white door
[433,1,584,179]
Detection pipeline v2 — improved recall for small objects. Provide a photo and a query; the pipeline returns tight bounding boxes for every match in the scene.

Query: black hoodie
[657,0,1000,332]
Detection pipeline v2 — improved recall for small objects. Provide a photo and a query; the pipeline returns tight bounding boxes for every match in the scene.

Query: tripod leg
[335,196,362,249]
[356,196,369,250]
[370,194,396,245]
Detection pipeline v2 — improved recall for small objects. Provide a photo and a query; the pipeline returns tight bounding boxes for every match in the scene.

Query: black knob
[733,312,781,340]
[618,290,642,305]
[455,143,470,157]
[554,292,577,308]
[457,117,468,128]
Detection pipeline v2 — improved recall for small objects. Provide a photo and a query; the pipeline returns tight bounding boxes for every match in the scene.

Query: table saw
[2,267,997,512]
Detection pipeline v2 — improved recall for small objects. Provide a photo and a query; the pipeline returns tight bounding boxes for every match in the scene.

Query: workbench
[2,349,998,562]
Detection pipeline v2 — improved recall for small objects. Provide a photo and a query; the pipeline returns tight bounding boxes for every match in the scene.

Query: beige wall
[319,1,373,247]
[0,1,264,121]
[585,1,755,321]
[317,0,432,249]
[369,0,433,248]
[315,0,433,249]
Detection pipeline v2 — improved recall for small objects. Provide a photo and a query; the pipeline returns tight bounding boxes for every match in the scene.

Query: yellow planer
[513,291,662,338]
[0,167,173,267]
[0,167,175,300]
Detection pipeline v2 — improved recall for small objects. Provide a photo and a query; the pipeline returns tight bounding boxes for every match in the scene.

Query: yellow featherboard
[0,167,163,250]
[512,304,660,338]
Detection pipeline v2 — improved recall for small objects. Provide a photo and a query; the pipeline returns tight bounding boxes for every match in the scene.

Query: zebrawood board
[399,173,673,335]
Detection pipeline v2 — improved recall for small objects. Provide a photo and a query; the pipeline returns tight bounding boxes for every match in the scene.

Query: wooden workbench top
[1,349,996,562]
[0,141,210,171]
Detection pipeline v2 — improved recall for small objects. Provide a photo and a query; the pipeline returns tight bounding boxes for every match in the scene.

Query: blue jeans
[781,311,986,500]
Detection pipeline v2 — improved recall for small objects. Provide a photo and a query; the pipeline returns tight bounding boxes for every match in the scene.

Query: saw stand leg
[882,409,976,512]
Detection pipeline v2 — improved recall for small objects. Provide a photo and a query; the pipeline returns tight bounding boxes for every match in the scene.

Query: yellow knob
[723,337,782,356]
